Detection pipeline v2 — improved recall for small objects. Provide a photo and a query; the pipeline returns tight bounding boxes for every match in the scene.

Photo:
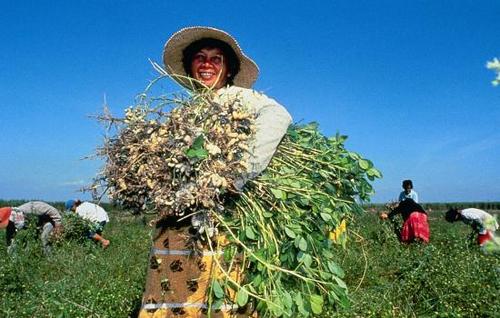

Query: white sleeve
[248,94,292,177]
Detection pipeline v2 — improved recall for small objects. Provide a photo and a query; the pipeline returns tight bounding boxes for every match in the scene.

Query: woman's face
[190,47,229,89]
[404,184,412,194]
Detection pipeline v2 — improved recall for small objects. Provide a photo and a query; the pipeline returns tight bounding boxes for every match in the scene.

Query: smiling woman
[182,37,240,89]
[163,26,257,90]
[163,27,292,183]
[138,26,292,317]
[189,46,229,89]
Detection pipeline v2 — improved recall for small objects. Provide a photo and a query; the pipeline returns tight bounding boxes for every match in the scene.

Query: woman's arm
[231,88,292,189]
[248,97,292,177]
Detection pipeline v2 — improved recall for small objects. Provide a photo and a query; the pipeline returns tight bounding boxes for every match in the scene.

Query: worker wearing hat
[161,26,292,184]
[139,26,292,317]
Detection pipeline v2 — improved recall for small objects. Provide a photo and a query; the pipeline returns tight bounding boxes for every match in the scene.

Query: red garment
[0,207,12,228]
[478,231,494,246]
[401,212,430,243]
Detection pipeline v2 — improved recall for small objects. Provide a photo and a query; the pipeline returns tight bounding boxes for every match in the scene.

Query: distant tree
[487,58,500,86]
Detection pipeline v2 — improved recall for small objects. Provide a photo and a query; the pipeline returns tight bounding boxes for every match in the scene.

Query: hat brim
[163,26,259,89]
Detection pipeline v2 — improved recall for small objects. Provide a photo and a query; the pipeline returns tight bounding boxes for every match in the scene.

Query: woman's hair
[6,221,16,246]
[402,179,413,189]
[397,198,426,214]
[445,208,459,223]
[182,38,240,85]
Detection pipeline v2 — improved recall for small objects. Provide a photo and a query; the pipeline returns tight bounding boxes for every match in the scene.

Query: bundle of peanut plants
[93,75,381,317]
[51,213,97,244]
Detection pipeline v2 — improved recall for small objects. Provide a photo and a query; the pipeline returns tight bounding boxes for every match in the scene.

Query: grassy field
[0,210,151,318]
[331,212,499,318]
[0,205,498,317]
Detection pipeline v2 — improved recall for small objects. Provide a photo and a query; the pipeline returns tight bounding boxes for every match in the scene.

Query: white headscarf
[10,208,25,229]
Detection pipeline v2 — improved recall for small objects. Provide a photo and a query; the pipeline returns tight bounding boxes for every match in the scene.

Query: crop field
[0,203,498,318]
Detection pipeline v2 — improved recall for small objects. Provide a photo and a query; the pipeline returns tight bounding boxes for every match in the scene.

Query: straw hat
[163,26,259,88]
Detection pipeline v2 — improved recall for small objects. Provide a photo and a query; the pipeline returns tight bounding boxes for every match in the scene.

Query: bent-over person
[445,207,498,246]
[387,198,430,243]
[0,201,62,254]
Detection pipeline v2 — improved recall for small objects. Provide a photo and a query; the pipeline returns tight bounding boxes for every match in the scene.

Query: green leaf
[310,294,324,314]
[298,253,313,268]
[262,211,273,218]
[270,188,287,200]
[212,299,224,310]
[294,293,309,316]
[185,148,208,159]
[297,237,308,251]
[322,249,334,259]
[333,276,348,289]
[185,134,208,159]
[252,274,262,288]
[320,212,332,222]
[329,287,341,301]
[358,159,371,170]
[245,227,256,240]
[294,292,304,307]
[268,296,284,317]
[328,261,345,278]
[191,134,204,148]
[256,262,265,272]
[339,293,351,309]
[348,152,360,160]
[223,247,233,262]
[212,280,224,299]
[290,181,302,188]
[236,288,249,307]
[280,252,289,263]
[324,182,336,194]
[284,226,296,239]
[283,291,293,309]
[320,270,332,280]
[367,168,382,178]
[299,197,310,206]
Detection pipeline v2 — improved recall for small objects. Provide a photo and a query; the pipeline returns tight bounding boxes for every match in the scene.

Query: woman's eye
[211,56,222,64]
[193,54,206,62]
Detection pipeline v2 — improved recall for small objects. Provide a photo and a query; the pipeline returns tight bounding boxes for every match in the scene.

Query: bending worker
[65,199,110,248]
[0,201,62,254]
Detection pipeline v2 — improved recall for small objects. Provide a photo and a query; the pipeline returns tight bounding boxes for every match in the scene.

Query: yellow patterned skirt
[138,217,255,318]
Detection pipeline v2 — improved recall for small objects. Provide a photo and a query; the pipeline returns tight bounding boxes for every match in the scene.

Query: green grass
[330,212,500,318]
[0,208,498,317]
[0,213,151,318]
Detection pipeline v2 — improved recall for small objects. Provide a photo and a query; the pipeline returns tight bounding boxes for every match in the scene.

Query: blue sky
[0,1,499,203]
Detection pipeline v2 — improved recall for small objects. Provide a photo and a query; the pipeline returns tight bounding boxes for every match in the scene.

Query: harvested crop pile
[94,82,255,218]
[50,213,96,244]
[93,76,381,316]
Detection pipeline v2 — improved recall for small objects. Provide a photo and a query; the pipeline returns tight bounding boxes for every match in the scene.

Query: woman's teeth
[200,72,214,79]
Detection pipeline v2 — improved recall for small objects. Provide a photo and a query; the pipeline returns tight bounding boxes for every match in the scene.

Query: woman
[398,179,419,203]
[139,26,292,317]
[65,199,110,248]
[0,201,62,254]
[163,26,292,183]
[387,198,430,243]
[445,207,498,246]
